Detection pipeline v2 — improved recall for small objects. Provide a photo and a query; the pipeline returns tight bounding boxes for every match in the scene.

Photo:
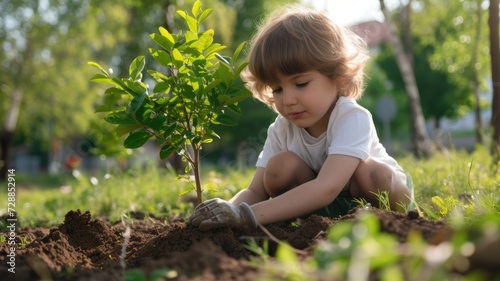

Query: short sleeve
[327,103,372,160]
[256,117,285,168]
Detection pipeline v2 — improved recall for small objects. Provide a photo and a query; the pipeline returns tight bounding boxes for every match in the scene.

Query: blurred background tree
[379,0,432,158]
[0,0,297,179]
[410,0,490,144]
[1,0,497,179]
[489,0,500,165]
[370,0,492,154]
[0,0,132,179]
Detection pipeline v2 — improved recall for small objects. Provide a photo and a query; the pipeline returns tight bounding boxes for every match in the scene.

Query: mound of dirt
[0,206,489,280]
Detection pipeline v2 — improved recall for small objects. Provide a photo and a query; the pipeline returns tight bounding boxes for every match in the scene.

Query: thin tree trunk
[401,0,413,67]
[379,0,432,158]
[192,146,203,205]
[1,2,38,180]
[489,0,500,165]
[0,131,15,181]
[1,84,24,181]
[472,0,484,145]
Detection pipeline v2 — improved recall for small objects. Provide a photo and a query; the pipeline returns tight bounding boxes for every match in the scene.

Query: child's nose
[283,90,297,106]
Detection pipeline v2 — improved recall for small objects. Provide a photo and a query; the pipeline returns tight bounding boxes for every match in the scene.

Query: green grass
[0,147,498,280]
[0,146,498,228]
[0,162,253,227]
[398,145,499,226]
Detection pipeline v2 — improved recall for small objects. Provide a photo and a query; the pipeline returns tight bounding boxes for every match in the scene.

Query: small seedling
[243,238,270,263]
[18,237,29,248]
[89,0,252,204]
[352,197,370,208]
[370,190,392,211]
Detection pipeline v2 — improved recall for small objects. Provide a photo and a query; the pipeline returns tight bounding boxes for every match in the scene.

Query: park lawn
[0,146,499,280]
[0,145,498,228]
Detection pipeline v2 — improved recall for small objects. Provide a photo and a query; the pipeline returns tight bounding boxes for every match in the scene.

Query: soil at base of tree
[0,206,498,281]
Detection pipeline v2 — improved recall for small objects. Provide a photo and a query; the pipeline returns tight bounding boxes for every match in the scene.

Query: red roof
[350,21,388,48]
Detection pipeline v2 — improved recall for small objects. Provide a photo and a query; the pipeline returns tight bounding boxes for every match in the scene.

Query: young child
[189,4,413,231]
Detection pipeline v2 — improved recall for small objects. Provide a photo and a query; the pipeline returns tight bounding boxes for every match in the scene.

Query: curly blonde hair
[241,5,370,110]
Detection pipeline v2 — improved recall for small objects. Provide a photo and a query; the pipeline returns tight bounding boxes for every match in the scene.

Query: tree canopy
[374,0,491,130]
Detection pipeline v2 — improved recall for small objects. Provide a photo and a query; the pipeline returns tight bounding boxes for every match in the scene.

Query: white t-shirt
[256,96,406,183]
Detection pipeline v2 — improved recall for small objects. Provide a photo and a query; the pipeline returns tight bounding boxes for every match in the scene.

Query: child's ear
[332,77,345,88]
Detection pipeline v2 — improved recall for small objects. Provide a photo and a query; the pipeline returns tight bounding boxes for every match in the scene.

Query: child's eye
[296,82,309,88]
[272,87,283,94]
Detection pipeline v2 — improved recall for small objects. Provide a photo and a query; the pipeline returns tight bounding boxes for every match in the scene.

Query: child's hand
[188,198,257,231]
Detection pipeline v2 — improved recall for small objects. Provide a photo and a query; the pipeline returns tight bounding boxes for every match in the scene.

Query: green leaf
[172,48,184,69]
[210,130,220,139]
[158,26,175,46]
[124,131,152,149]
[148,114,168,131]
[276,243,298,265]
[135,106,153,123]
[213,114,237,126]
[160,144,176,159]
[129,56,145,81]
[150,33,173,51]
[221,90,252,106]
[227,104,242,115]
[198,31,214,50]
[151,269,178,281]
[185,30,199,46]
[215,53,232,68]
[234,61,248,77]
[129,93,147,114]
[214,63,233,84]
[359,212,380,235]
[202,138,213,144]
[125,269,146,281]
[147,69,170,81]
[153,82,171,94]
[163,124,177,138]
[232,41,246,63]
[198,9,212,24]
[88,61,109,76]
[431,196,448,215]
[104,111,137,125]
[204,43,226,57]
[111,77,129,91]
[191,0,201,17]
[104,87,127,95]
[179,12,198,33]
[179,84,196,100]
[177,10,187,20]
[202,79,222,95]
[115,124,142,137]
[91,74,114,84]
[149,48,172,68]
[123,80,147,96]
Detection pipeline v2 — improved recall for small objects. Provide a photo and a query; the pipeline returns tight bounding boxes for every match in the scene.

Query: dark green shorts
[313,193,358,218]
[312,173,415,218]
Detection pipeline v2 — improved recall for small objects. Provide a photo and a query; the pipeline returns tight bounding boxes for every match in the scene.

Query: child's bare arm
[230,167,269,205]
[250,155,360,225]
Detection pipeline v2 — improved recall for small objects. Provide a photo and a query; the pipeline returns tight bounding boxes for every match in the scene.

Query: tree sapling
[89,1,252,204]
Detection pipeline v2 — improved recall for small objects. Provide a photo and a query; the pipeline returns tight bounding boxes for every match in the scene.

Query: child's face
[269,70,339,137]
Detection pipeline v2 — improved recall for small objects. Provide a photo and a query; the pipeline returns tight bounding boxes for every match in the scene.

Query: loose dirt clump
[0,206,483,280]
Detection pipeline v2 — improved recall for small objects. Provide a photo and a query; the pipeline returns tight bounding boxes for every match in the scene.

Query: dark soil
[0,206,498,281]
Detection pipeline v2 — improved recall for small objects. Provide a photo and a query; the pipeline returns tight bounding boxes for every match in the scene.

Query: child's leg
[349,158,411,211]
[263,151,316,198]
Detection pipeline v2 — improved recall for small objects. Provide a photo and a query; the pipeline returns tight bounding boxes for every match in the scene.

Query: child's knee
[264,151,314,197]
[352,158,409,208]
[356,158,394,187]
